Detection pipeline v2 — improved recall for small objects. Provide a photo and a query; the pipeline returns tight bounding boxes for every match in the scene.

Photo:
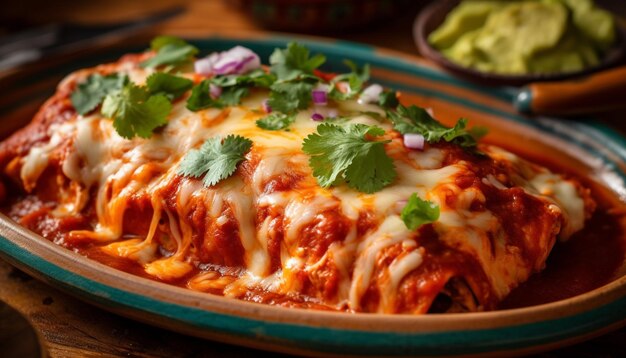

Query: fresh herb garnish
[177,135,253,187]
[388,105,486,148]
[202,69,276,107]
[269,42,326,81]
[400,193,440,230]
[101,82,171,139]
[210,69,275,88]
[261,42,328,115]
[186,80,250,110]
[378,90,399,109]
[328,60,370,101]
[150,35,188,51]
[71,73,128,115]
[302,123,396,193]
[140,36,198,69]
[256,112,295,131]
[146,72,193,100]
[220,86,250,106]
[267,81,315,114]
[186,80,223,111]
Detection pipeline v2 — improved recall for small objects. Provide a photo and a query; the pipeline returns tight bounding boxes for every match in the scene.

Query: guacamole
[428,0,616,75]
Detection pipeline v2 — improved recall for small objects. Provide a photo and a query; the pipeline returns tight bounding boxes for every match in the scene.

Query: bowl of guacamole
[414,0,626,85]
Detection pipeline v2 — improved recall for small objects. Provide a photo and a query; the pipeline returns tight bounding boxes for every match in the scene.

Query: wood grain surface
[1,0,626,357]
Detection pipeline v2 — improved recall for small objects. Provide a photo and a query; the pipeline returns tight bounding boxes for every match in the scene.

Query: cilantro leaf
[220,86,250,106]
[202,69,275,107]
[302,123,396,193]
[186,80,223,111]
[270,42,326,81]
[265,42,326,117]
[378,90,399,109]
[387,105,434,135]
[71,73,127,115]
[186,80,250,110]
[150,35,188,51]
[344,140,396,193]
[140,36,198,69]
[177,135,253,187]
[388,105,486,148]
[328,60,370,101]
[210,69,276,88]
[268,81,314,113]
[400,193,440,230]
[101,83,171,139]
[256,113,295,131]
[146,72,193,100]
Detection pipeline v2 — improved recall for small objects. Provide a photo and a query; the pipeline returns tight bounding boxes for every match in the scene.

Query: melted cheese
[21,122,76,191]
[16,63,593,313]
[348,216,412,310]
[530,172,585,240]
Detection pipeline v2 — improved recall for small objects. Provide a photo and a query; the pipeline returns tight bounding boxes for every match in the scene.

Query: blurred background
[0,0,624,55]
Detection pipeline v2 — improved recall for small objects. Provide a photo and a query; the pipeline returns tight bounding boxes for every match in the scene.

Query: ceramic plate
[1,35,626,357]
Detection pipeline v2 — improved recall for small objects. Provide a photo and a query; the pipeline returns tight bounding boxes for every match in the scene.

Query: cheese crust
[0,54,594,314]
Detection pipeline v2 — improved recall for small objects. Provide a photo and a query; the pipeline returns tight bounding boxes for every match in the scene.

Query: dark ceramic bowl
[414,0,626,86]
[228,0,419,33]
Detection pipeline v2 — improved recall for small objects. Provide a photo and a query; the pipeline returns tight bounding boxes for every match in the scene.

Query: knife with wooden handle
[514,65,626,116]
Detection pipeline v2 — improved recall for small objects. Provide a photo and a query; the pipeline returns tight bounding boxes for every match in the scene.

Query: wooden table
[1,1,626,357]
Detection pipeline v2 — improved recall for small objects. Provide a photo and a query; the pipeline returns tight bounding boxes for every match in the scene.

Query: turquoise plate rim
[1,34,626,357]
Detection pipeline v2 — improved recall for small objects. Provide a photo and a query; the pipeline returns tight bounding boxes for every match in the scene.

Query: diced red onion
[358,84,383,105]
[194,54,219,75]
[209,84,222,98]
[327,109,338,118]
[312,84,329,105]
[214,56,255,75]
[403,133,425,150]
[214,46,260,75]
[311,112,324,121]
[262,99,272,113]
[312,90,328,105]
[426,107,434,117]
[194,46,260,76]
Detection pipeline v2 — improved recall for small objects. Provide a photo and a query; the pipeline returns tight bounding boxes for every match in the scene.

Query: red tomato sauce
[500,206,625,309]
[497,147,626,309]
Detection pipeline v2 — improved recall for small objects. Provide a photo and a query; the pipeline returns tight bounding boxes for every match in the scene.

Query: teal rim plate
[1,34,626,357]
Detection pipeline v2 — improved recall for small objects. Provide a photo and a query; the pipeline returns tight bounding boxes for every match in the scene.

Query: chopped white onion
[358,84,383,105]
[403,133,425,150]
[194,46,260,76]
